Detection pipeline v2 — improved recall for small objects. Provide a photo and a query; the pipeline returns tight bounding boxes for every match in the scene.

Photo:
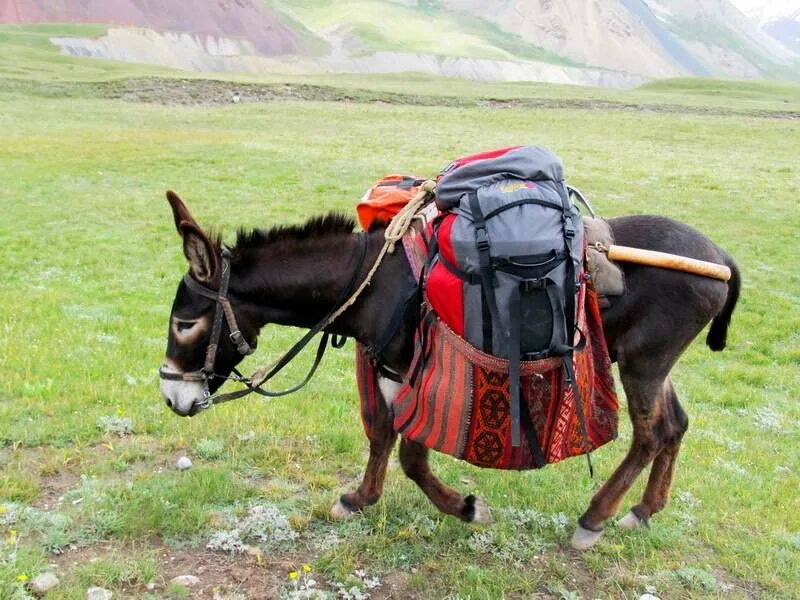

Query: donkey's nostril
[165,398,173,408]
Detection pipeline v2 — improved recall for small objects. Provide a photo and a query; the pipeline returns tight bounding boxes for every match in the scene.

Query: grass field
[1,33,799,599]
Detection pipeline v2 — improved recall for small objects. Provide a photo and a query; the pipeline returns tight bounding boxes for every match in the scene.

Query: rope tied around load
[322,179,436,327]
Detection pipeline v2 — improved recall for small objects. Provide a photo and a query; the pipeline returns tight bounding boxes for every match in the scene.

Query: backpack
[356,174,427,231]
[424,146,585,448]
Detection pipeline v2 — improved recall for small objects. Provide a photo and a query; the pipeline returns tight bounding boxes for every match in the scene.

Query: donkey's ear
[166,190,197,234]
[178,221,218,284]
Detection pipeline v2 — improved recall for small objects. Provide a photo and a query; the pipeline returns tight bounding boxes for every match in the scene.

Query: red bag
[356,175,426,230]
[437,145,523,178]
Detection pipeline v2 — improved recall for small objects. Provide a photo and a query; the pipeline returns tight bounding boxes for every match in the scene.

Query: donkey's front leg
[331,387,397,520]
[399,438,493,524]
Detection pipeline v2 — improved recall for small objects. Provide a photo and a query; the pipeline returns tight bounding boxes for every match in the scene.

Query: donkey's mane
[234,212,356,252]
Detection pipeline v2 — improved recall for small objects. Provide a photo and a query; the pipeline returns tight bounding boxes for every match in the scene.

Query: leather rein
[158,233,368,412]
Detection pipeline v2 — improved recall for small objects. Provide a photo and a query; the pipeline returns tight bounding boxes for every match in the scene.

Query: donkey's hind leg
[572,368,669,549]
[332,394,397,520]
[399,437,493,524]
[618,378,688,530]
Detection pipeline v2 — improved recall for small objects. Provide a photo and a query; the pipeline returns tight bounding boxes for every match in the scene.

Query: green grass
[641,76,800,102]
[0,44,799,598]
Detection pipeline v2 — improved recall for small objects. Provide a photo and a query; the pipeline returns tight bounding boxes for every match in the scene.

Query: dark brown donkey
[159,191,740,550]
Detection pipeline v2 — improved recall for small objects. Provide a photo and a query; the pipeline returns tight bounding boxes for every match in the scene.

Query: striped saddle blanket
[356,224,619,470]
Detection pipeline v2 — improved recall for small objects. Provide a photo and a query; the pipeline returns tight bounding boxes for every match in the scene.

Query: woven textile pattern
[356,229,619,470]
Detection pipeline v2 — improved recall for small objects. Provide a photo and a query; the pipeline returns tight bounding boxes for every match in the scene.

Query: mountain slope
[435,0,798,79]
[436,0,693,78]
[650,0,798,77]
[763,12,800,53]
[0,0,304,55]
[0,0,797,86]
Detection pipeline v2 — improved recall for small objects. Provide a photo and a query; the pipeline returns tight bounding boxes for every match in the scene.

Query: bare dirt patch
[49,539,416,599]
[30,470,82,511]
[4,77,799,120]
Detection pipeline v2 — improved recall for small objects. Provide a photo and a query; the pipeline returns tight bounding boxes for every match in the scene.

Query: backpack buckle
[563,216,576,238]
[475,227,490,252]
[521,279,546,292]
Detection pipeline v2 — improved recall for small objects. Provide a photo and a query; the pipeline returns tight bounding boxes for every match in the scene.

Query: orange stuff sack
[356,175,426,230]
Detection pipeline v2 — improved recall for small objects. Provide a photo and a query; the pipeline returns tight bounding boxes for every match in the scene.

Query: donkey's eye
[176,321,197,333]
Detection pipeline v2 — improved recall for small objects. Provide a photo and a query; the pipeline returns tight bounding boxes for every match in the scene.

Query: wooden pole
[606,245,731,281]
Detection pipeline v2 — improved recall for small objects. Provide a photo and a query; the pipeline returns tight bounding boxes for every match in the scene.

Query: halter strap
[205,231,369,406]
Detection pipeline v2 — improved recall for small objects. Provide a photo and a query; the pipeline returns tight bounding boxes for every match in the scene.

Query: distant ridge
[1,0,797,86]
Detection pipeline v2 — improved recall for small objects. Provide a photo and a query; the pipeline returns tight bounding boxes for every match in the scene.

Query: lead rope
[319,179,436,328]
[247,180,436,390]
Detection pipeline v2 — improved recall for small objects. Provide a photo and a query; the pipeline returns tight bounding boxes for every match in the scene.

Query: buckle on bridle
[195,386,212,410]
[229,330,252,355]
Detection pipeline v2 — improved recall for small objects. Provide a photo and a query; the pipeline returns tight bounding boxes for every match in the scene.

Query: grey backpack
[427,145,584,448]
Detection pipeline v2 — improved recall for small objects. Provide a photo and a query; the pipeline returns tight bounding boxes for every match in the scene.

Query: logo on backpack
[499,181,536,193]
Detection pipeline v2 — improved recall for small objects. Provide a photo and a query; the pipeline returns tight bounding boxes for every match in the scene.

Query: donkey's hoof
[330,499,358,521]
[571,524,603,550]
[617,510,645,530]
[468,496,494,525]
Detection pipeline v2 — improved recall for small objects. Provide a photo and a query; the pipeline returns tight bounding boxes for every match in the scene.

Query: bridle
[158,247,254,404]
[158,234,368,412]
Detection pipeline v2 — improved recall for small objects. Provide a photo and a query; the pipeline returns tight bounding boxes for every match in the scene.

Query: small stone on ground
[176,456,192,470]
[31,572,59,594]
[171,574,200,587]
[86,587,112,600]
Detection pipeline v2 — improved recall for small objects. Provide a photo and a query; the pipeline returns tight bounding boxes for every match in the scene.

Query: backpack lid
[436,146,565,211]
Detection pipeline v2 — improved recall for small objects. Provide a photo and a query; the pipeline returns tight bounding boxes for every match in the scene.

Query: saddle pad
[392,283,618,469]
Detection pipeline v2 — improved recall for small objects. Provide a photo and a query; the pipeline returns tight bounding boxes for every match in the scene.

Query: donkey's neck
[232,226,414,372]
[232,232,382,338]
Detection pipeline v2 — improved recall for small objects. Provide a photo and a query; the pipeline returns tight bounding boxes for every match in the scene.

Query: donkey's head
[159,191,259,416]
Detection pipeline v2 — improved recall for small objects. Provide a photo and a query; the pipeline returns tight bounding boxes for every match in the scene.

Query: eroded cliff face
[0,0,304,55]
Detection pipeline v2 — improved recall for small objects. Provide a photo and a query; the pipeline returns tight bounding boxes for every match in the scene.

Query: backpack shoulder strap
[468,191,503,348]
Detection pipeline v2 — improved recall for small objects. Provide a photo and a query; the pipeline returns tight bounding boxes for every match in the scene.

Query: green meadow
[1,25,799,599]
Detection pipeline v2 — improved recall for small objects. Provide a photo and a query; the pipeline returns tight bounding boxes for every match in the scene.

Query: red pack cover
[424,214,464,336]
[356,175,425,230]
[438,145,523,177]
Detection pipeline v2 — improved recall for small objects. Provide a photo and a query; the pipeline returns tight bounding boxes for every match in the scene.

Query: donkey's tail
[706,251,740,351]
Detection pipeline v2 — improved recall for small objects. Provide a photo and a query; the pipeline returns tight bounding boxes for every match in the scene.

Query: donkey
[159,191,740,550]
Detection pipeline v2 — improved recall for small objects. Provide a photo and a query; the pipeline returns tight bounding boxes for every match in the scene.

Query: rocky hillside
[0,0,303,55]
[435,0,798,79]
[0,0,797,86]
